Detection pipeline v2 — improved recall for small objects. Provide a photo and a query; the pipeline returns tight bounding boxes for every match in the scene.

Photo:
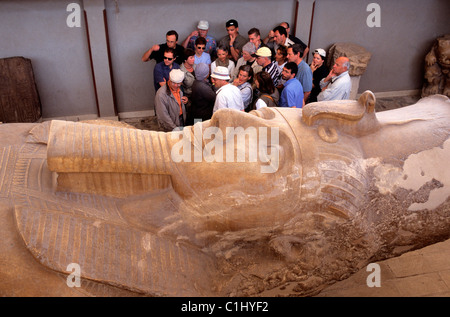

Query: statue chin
[1,91,450,297]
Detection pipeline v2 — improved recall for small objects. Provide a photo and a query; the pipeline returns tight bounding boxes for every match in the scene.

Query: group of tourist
[142,19,352,132]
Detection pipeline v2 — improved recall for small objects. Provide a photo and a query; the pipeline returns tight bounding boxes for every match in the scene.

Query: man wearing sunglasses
[142,30,185,65]
[194,37,211,66]
[153,48,181,92]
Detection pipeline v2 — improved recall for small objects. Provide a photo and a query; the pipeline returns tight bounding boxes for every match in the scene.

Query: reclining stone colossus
[0,91,449,296]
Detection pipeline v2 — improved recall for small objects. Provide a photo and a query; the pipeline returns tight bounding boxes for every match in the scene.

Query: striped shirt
[263,61,282,87]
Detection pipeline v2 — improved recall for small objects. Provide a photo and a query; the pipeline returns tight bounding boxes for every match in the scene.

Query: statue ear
[302,90,380,143]
[357,90,376,113]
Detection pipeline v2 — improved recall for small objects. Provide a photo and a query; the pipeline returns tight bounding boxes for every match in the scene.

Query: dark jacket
[186,80,216,125]
[309,63,329,103]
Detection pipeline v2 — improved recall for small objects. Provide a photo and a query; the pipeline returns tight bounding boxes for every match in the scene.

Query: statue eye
[250,107,276,120]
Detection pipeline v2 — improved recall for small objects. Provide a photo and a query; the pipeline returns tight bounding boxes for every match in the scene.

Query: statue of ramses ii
[0,91,449,296]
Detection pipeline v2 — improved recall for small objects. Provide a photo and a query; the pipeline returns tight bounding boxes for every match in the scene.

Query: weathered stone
[422,34,450,98]
[0,91,449,297]
[327,43,372,76]
[0,57,41,123]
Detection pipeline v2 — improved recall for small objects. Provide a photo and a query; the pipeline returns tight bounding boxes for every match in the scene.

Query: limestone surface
[0,91,449,297]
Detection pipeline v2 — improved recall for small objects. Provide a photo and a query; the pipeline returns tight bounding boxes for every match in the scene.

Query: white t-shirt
[213,84,244,113]
[255,99,267,110]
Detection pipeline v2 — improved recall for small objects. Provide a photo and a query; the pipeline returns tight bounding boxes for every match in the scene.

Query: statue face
[167,108,304,231]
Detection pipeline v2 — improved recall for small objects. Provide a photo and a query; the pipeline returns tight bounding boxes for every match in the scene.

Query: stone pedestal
[327,43,372,99]
[350,75,361,100]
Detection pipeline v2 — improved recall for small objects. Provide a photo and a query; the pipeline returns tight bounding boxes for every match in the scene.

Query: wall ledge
[357,89,421,99]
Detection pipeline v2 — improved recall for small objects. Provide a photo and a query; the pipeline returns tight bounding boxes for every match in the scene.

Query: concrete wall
[0,0,449,120]
[105,0,297,116]
[0,0,97,119]
[308,0,450,94]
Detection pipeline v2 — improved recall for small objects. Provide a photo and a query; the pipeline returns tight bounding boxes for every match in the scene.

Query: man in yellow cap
[255,47,282,88]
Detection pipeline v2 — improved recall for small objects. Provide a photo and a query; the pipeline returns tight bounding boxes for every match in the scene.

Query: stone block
[0,57,41,123]
[327,43,372,76]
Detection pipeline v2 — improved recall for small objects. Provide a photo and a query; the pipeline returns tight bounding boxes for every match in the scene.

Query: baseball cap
[169,69,185,84]
[314,48,326,58]
[226,19,238,28]
[197,20,209,30]
[255,47,272,58]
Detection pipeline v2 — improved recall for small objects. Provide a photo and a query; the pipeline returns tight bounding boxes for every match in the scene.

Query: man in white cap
[255,47,282,87]
[210,66,244,113]
[154,69,188,131]
[182,20,217,56]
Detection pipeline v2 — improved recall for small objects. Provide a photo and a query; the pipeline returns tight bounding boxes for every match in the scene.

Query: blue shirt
[188,35,217,55]
[295,60,313,93]
[280,78,304,108]
[194,52,211,65]
[153,62,180,92]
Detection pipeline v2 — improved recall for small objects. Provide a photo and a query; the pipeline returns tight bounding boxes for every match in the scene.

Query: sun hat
[169,69,185,83]
[197,20,209,30]
[210,66,230,80]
